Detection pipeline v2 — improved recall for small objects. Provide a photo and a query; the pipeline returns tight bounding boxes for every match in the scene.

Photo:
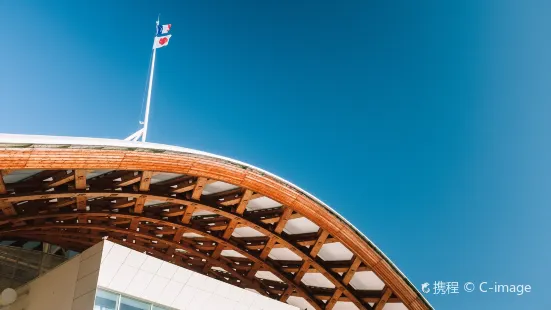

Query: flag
[156,24,171,35]
[153,35,172,49]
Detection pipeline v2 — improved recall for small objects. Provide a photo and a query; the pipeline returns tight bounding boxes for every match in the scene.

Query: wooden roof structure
[0,134,431,310]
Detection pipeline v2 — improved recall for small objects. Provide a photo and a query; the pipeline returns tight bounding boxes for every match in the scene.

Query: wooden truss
[0,147,430,310]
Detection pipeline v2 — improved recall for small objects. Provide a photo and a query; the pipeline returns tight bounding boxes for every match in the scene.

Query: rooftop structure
[0,134,431,310]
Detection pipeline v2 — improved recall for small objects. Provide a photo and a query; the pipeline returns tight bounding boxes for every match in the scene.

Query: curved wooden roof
[0,134,431,310]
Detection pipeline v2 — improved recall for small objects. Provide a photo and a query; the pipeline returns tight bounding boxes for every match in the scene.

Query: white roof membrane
[283,217,320,235]
[2,169,43,183]
[202,181,239,195]
[383,303,408,310]
[246,196,282,211]
[317,242,354,261]
[268,248,302,261]
[255,270,283,283]
[349,271,385,291]
[232,226,265,238]
[287,296,315,310]
[221,249,246,258]
[333,302,360,310]
[150,172,184,184]
[301,273,335,289]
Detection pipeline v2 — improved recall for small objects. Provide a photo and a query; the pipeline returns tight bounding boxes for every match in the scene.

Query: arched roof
[0,134,431,310]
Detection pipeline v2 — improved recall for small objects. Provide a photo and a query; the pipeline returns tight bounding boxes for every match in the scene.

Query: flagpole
[142,16,160,142]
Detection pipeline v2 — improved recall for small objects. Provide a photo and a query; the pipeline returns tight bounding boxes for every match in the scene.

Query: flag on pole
[153,35,172,49]
[156,24,171,35]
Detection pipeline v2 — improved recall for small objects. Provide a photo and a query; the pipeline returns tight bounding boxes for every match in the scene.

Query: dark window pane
[94,289,118,310]
[120,296,149,310]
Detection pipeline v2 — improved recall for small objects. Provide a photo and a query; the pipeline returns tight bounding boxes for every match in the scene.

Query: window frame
[94,287,175,310]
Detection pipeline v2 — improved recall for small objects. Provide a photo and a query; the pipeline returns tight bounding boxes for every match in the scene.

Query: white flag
[153,35,172,49]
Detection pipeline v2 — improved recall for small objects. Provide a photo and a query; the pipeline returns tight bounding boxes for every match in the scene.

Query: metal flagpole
[141,15,160,142]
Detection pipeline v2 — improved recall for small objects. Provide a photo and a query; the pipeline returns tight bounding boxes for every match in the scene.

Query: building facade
[8,240,298,310]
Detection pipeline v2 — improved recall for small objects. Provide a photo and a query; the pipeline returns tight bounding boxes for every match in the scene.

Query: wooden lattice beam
[0,157,426,310]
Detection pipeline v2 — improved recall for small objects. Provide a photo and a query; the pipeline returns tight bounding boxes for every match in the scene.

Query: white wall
[8,242,102,310]
[98,240,298,310]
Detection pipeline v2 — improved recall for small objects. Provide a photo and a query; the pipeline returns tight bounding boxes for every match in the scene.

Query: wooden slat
[278,260,362,273]
[133,196,146,214]
[0,171,16,216]
[172,183,196,193]
[75,170,88,215]
[260,237,277,260]
[115,172,141,187]
[111,198,135,209]
[74,170,87,190]
[45,170,75,188]
[49,199,74,210]
[342,257,362,285]
[325,288,343,309]
[173,227,185,243]
[0,202,16,217]
[170,177,216,193]
[260,212,302,224]
[222,219,239,240]
[280,286,294,303]
[133,171,152,214]
[310,230,329,257]
[294,262,310,283]
[191,177,208,200]
[181,205,195,224]
[246,261,262,279]
[0,171,7,194]
[139,171,153,192]
[373,287,393,310]
[274,207,293,234]
[235,189,253,214]
[129,218,140,231]
[76,195,87,211]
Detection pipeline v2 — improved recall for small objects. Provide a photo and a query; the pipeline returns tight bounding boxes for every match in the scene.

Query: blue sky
[1,1,549,309]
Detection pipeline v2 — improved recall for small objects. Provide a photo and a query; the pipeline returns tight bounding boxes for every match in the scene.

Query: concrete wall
[99,240,298,310]
[8,242,102,310]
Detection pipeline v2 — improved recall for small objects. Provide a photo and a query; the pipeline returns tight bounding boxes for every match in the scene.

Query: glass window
[94,289,118,310]
[93,288,175,310]
[119,296,150,310]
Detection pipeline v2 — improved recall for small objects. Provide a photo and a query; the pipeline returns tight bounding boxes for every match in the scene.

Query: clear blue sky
[1,1,549,309]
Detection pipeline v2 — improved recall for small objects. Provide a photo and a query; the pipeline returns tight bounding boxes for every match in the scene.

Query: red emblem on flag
[159,37,168,45]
